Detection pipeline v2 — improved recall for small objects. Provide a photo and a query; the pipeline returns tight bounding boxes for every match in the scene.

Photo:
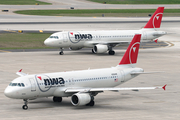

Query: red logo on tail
[144,7,164,29]
[119,34,141,65]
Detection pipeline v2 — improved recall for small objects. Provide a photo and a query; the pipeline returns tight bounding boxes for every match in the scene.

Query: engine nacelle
[71,93,91,106]
[69,47,82,50]
[93,44,108,53]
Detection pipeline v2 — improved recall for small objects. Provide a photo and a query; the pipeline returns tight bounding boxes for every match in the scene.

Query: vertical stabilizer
[118,34,141,67]
[144,7,164,29]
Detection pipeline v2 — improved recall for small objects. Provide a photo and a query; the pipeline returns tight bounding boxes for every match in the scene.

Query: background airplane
[44,7,166,55]
[4,34,166,110]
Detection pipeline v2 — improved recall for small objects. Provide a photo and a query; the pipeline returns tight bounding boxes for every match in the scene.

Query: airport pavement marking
[0,50,11,53]
[165,41,174,47]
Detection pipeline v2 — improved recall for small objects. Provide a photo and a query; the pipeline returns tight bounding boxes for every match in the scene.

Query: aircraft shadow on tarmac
[25,94,146,111]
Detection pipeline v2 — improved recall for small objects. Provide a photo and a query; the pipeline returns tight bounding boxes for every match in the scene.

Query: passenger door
[62,33,68,42]
[29,78,36,92]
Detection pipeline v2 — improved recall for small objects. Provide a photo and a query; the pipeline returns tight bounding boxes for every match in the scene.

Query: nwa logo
[35,75,65,92]
[68,31,92,43]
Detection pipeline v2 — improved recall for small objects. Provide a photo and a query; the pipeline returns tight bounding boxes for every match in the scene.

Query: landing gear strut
[22,99,28,110]
[59,48,64,55]
[53,96,62,102]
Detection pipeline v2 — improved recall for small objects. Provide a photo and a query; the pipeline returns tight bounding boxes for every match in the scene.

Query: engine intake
[71,93,91,106]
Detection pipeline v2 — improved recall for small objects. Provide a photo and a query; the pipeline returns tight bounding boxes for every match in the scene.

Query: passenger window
[21,83,25,87]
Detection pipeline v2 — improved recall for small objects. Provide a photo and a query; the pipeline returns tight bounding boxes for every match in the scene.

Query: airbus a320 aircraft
[44,7,166,55]
[4,34,166,110]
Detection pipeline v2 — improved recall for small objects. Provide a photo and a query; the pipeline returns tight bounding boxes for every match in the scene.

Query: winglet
[162,84,167,90]
[154,39,158,43]
[144,7,164,29]
[119,34,141,66]
[16,69,27,77]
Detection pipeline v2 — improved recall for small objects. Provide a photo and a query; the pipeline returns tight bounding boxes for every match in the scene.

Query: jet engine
[71,93,91,106]
[93,44,108,53]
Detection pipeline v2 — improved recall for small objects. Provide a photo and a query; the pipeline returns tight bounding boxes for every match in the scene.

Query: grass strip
[88,0,180,4]
[14,9,180,16]
[0,33,54,49]
[0,0,51,5]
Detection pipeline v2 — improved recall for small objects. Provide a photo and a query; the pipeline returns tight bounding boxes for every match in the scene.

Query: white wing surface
[65,85,166,93]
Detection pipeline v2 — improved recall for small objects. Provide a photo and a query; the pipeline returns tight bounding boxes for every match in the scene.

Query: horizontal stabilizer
[131,71,164,75]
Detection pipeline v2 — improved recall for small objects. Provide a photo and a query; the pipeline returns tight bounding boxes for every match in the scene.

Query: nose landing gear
[22,99,28,110]
[59,48,64,55]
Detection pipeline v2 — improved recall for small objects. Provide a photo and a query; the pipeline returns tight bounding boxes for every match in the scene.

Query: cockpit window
[9,82,25,87]
[18,83,21,87]
[21,83,25,87]
[12,83,17,86]
[49,36,59,39]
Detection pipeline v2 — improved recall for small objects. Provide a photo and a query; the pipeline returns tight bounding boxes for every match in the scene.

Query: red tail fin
[119,34,141,65]
[144,7,164,29]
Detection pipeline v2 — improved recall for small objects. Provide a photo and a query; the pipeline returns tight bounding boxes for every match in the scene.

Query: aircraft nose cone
[4,87,13,98]
[44,39,49,46]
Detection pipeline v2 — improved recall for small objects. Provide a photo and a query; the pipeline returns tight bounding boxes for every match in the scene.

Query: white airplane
[4,34,166,110]
[44,7,166,55]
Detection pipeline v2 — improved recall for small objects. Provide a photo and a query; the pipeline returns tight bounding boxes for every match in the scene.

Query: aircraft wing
[65,85,166,93]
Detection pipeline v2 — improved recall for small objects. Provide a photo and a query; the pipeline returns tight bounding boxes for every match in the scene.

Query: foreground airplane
[4,34,166,110]
[44,7,166,55]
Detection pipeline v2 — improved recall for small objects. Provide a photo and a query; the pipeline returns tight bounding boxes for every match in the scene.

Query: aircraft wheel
[86,100,95,106]
[89,101,95,106]
[109,50,115,55]
[22,105,28,110]
[59,52,64,55]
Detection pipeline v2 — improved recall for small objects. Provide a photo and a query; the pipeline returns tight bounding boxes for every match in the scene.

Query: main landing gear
[53,96,62,102]
[108,50,115,55]
[91,49,115,55]
[108,46,115,55]
[86,100,95,106]
[22,99,28,110]
[59,48,64,55]
[86,96,95,106]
